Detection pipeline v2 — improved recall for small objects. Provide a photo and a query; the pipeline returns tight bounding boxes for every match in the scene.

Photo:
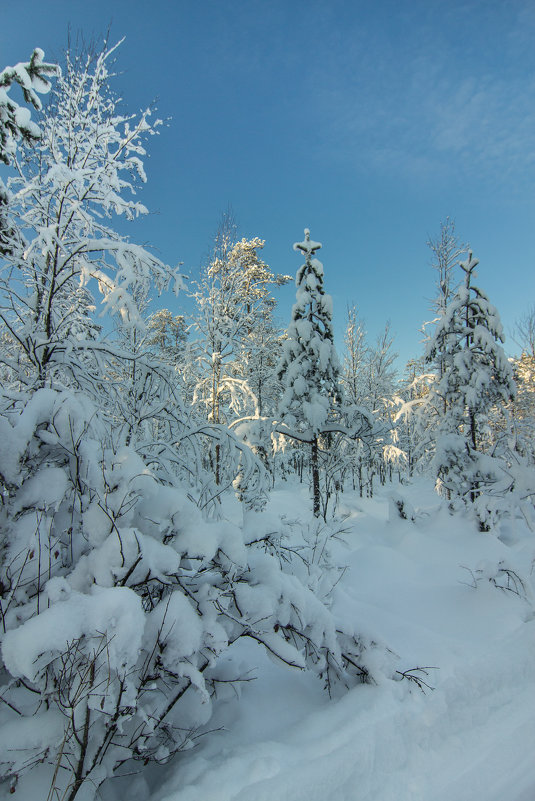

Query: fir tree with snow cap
[426,252,516,529]
[277,229,341,516]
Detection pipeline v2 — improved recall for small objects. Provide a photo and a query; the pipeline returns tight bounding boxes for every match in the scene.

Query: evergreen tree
[193,222,287,425]
[425,253,516,528]
[277,229,340,516]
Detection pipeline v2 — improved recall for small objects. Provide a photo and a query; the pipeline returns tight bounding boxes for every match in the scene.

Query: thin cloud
[308,3,535,190]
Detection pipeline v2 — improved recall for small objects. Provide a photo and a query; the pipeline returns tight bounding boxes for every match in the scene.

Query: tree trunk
[311,437,320,518]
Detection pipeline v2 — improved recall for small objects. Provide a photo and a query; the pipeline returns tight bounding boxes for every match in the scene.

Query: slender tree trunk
[311,437,320,518]
[469,408,478,505]
[211,354,221,485]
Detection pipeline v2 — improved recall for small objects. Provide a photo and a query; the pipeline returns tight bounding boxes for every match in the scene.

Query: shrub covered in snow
[0,388,380,800]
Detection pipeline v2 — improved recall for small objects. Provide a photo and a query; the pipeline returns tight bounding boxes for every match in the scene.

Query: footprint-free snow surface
[150,481,535,801]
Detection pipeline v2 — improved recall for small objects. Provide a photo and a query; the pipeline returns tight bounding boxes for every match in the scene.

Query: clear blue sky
[3,0,534,368]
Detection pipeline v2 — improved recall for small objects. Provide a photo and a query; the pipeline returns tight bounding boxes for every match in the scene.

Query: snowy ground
[145,481,535,801]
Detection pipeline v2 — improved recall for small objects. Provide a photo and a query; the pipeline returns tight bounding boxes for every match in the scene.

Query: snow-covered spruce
[425,253,517,529]
[277,229,342,516]
[278,230,340,435]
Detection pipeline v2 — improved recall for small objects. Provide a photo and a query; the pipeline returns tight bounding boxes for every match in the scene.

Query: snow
[293,229,322,256]
[147,480,535,801]
[0,454,534,801]
[11,466,67,514]
[145,591,204,660]
[2,585,144,683]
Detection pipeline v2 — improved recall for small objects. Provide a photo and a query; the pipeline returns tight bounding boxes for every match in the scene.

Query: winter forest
[1,42,535,801]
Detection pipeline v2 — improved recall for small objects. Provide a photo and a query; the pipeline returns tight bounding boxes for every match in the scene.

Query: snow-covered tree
[508,306,535,464]
[0,40,180,396]
[427,217,468,317]
[1,50,58,257]
[360,321,398,416]
[0,49,58,166]
[191,217,289,484]
[423,218,469,400]
[512,352,535,431]
[277,229,341,516]
[233,299,287,419]
[402,222,470,478]
[336,306,379,495]
[425,253,516,528]
[341,304,367,406]
[193,223,286,424]
[392,358,431,478]
[147,308,187,362]
[354,322,402,488]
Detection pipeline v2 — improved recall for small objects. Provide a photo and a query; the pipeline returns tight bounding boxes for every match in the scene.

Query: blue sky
[2,0,534,367]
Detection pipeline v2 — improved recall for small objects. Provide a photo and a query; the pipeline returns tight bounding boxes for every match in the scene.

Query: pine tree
[425,252,516,528]
[193,223,287,425]
[277,229,340,516]
[146,309,187,364]
[191,217,290,485]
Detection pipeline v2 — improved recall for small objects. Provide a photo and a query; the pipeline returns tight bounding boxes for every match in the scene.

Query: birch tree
[0,40,180,396]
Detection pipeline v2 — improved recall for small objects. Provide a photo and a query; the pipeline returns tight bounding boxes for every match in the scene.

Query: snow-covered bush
[0,388,380,800]
[460,559,534,608]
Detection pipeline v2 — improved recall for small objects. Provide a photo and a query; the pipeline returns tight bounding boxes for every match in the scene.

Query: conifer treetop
[277,228,340,436]
[293,228,322,259]
[460,251,479,277]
